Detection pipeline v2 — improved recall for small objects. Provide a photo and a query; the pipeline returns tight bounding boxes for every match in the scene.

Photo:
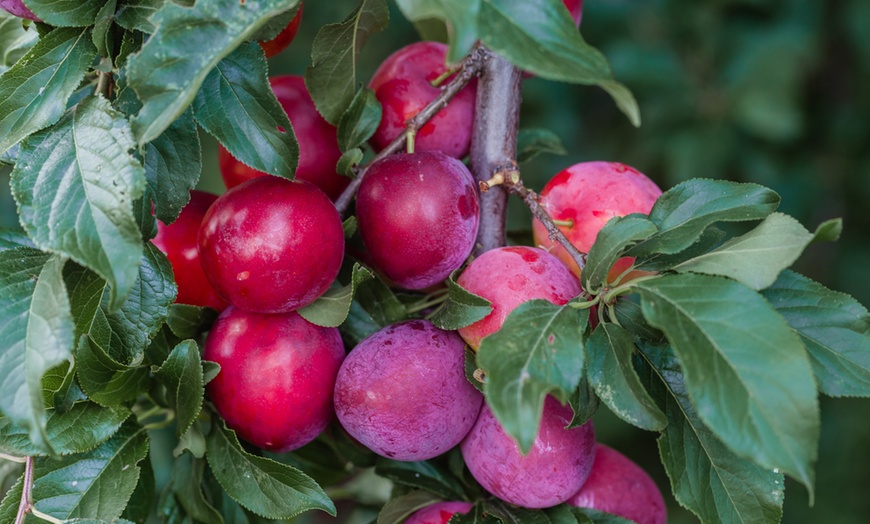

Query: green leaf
[172,452,223,524]
[628,180,780,259]
[116,30,144,70]
[193,42,298,179]
[810,218,842,243]
[394,0,478,63]
[337,147,363,175]
[763,270,870,397]
[375,458,466,500]
[0,229,35,251]
[12,95,146,311]
[62,518,136,523]
[449,502,501,524]
[142,107,201,225]
[566,507,636,524]
[636,273,819,497]
[23,0,104,27]
[165,304,218,340]
[672,213,817,290]
[376,490,441,524]
[337,87,383,151]
[353,275,408,327]
[516,128,567,164]
[0,249,72,452]
[430,271,493,330]
[298,263,375,327]
[0,11,39,75]
[611,298,664,343]
[121,452,154,523]
[115,0,167,34]
[479,0,640,126]
[586,323,666,431]
[567,371,599,429]
[202,361,221,385]
[126,0,302,145]
[633,227,725,273]
[304,0,390,125]
[343,216,358,238]
[582,215,657,292]
[639,344,785,524]
[76,335,150,407]
[206,422,336,519]
[173,422,206,459]
[477,300,588,453]
[0,27,96,156]
[154,340,204,437]
[92,0,118,58]
[465,346,484,393]
[485,498,553,524]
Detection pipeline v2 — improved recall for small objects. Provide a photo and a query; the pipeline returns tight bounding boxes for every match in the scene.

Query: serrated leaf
[206,422,336,519]
[193,42,298,179]
[672,213,817,290]
[431,271,493,330]
[567,371,599,429]
[343,216,358,238]
[12,95,146,311]
[479,0,640,126]
[0,27,96,156]
[611,299,664,344]
[116,30,144,70]
[763,270,870,397]
[628,180,780,259]
[0,402,129,457]
[394,0,478,63]
[639,343,785,524]
[172,452,223,524]
[337,87,382,151]
[464,346,484,392]
[202,361,220,385]
[92,0,118,57]
[298,263,374,327]
[305,0,390,125]
[449,502,501,524]
[485,498,552,524]
[61,519,136,523]
[173,421,206,459]
[142,107,201,224]
[516,128,567,164]
[0,249,72,452]
[0,229,35,251]
[636,273,819,497]
[478,300,587,452]
[583,215,657,292]
[0,11,39,75]
[165,304,217,340]
[375,458,466,500]
[376,490,441,524]
[126,0,302,145]
[353,274,408,326]
[633,227,725,273]
[121,452,154,523]
[337,147,363,175]
[155,340,203,437]
[115,0,167,34]
[76,335,150,407]
[587,323,666,431]
[23,0,104,27]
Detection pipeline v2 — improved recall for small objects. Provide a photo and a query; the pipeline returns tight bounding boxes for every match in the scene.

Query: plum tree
[356,151,479,289]
[198,175,343,313]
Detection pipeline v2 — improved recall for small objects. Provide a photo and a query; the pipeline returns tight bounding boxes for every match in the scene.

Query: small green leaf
[122,452,155,523]
[155,340,203,436]
[0,11,39,75]
[338,87,383,151]
[633,227,725,273]
[566,507,636,523]
[478,300,587,452]
[343,216,358,238]
[430,271,493,330]
[672,213,816,290]
[629,179,780,259]
[92,0,118,57]
[0,229,34,251]
[394,0,478,63]
[115,0,167,34]
[583,215,657,292]
[516,128,567,164]
[375,458,466,500]
[193,42,298,179]
[206,422,336,519]
[203,361,221,385]
[172,452,224,524]
[165,304,218,340]
[611,298,664,343]
[810,218,842,243]
[126,0,302,145]
[337,147,364,175]
[298,263,375,327]
[485,498,553,524]
[12,95,146,311]
[449,502,501,524]
[567,371,599,429]
[353,274,408,327]
[24,0,104,27]
[376,490,441,524]
[763,270,870,397]
[636,273,819,497]
[0,27,96,156]
[305,0,390,125]
[586,323,666,431]
[76,335,150,407]
[116,30,144,70]
[464,346,484,393]
[174,421,206,459]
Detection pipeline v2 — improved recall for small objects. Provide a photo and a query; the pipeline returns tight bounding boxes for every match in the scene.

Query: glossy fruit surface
[0,0,39,20]
[461,397,595,508]
[204,307,345,452]
[564,0,584,26]
[356,152,479,290]
[456,246,581,349]
[369,41,477,158]
[218,75,348,200]
[152,190,227,311]
[334,320,483,461]
[259,4,303,58]
[567,444,667,524]
[198,176,344,313]
[405,501,473,524]
[532,161,662,279]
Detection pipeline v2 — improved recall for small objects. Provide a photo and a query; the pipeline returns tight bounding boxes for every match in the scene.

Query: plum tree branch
[14,456,34,524]
[334,45,487,215]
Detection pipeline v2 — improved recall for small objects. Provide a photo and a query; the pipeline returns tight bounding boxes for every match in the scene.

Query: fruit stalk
[334,45,487,215]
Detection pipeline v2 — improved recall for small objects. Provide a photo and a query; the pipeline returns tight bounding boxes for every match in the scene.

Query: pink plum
[404,501,473,524]
[0,0,39,21]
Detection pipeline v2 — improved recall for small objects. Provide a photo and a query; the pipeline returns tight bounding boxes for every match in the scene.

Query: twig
[334,45,487,215]
[14,456,34,524]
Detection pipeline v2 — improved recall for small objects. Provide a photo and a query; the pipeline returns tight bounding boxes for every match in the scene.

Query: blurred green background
[2,0,869,522]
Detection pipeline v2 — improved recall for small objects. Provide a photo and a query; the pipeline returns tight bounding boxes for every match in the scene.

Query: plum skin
[203,307,345,452]
[460,397,595,509]
[369,41,477,159]
[197,176,344,313]
[456,246,582,350]
[0,0,40,21]
[218,75,348,200]
[404,501,473,524]
[532,161,662,279]
[567,444,667,524]
[152,190,227,312]
[356,152,479,290]
[333,320,483,461]
[259,3,303,58]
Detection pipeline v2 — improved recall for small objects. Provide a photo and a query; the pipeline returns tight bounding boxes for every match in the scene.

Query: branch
[14,456,34,524]
[334,45,487,215]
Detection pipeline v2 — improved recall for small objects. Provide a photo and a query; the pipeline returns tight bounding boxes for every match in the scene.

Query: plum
[259,3,303,58]
[405,501,473,524]
[0,0,39,21]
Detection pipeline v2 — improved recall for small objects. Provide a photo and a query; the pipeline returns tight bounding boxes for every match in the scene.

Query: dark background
[2,1,868,522]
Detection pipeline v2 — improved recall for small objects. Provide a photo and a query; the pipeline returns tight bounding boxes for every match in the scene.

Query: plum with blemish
[404,501,473,524]
[0,0,40,21]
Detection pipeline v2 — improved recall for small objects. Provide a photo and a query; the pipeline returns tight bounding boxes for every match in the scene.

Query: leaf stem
[602,274,662,303]
[14,456,34,524]
[334,45,487,215]
[30,508,62,524]
[0,452,26,463]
